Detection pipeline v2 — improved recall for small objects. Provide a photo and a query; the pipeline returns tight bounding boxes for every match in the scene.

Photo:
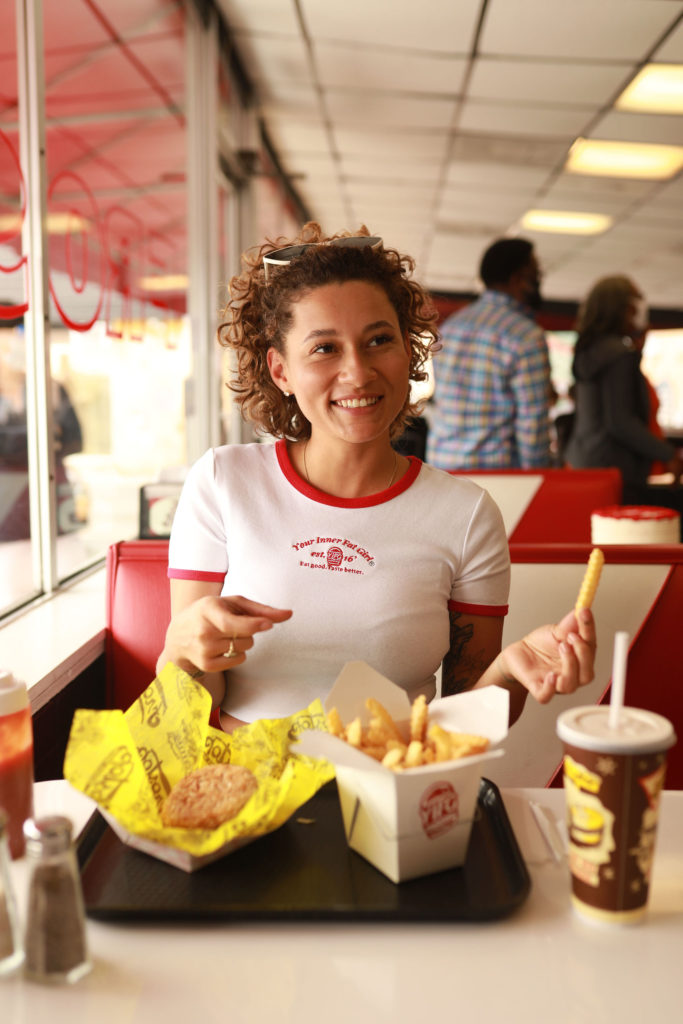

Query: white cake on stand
[591,505,680,544]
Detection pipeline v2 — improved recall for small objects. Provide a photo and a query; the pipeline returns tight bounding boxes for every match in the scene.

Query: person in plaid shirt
[427,238,553,470]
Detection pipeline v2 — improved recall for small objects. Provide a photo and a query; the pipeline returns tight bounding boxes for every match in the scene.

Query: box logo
[419,781,459,839]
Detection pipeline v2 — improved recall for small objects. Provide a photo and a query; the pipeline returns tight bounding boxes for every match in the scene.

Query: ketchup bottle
[0,670,34,859]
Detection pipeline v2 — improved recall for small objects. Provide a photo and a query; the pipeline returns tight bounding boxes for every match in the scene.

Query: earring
[283,391,292,397]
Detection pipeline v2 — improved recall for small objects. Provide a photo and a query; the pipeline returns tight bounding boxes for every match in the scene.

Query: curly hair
[218,222,439,441]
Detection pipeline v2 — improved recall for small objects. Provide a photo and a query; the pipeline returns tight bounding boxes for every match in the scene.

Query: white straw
[608,631,630,730]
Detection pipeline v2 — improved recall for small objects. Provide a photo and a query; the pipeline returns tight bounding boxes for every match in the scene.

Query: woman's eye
[368,334,393,347]
[311,342,335,355]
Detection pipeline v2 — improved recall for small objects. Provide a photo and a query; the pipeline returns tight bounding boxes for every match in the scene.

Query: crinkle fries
[326,694,490,771]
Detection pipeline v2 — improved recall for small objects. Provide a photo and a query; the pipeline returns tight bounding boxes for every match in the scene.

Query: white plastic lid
[556,704,676,755]
[0,670,29,716]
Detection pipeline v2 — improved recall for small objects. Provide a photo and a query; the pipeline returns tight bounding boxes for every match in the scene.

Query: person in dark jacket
[565,275,682,511]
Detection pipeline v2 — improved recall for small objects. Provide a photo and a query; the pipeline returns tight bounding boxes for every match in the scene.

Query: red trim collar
[275,438,421,508]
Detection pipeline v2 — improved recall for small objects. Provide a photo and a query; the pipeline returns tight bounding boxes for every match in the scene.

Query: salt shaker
[23,816,91,983]
[0,810,24,976]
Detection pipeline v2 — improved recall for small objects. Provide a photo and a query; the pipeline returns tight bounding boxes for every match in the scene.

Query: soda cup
[556,705,676,924]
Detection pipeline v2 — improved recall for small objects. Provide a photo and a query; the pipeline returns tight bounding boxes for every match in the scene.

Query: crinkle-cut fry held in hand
[324,696,489,772]
[575,547,605,613]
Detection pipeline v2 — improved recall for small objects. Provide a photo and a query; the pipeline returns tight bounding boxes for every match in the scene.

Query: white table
[2,782,682,1024]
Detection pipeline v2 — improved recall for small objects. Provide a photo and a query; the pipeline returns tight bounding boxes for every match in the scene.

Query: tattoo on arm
[441,611,491,697]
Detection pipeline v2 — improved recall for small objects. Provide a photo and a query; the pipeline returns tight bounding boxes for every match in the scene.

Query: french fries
[325,696,489,772]
[575,547,604,613]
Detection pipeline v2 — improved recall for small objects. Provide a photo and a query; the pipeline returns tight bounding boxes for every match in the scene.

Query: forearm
[471,653,528,726]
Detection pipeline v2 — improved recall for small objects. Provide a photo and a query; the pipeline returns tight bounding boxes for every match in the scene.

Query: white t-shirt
[168,440,510,720]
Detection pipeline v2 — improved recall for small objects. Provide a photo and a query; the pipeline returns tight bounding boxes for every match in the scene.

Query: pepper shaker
[0,810,24,976]
[23,816,91,983]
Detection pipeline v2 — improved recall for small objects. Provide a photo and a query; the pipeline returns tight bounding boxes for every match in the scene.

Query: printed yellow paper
[63,663,334,858]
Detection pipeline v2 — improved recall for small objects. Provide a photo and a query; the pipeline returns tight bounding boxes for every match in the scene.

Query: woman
[157,224,595,731]
[565,275,682,498]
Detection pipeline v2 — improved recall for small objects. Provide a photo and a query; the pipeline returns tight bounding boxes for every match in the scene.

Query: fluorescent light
[138,274,188,292]
[520,210,612,235]
[566,138,683,179]
[616,64,683,114]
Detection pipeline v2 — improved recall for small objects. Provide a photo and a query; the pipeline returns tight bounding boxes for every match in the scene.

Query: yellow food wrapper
[63,663,334,869]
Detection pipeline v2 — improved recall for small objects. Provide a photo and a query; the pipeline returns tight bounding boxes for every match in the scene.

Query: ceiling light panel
[616,63,683,113]
[566,138,683,179]
[520,209,612,234]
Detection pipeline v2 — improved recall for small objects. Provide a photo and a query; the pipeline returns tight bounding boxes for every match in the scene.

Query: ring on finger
[223,638,238,659]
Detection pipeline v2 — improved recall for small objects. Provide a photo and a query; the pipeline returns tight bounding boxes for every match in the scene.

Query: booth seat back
[106,539,682,788]
[448,467,622,542]
[106,540,171,710]
[489,543,683,791]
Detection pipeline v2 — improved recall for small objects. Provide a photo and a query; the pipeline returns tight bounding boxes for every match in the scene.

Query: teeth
[336,397,378,408]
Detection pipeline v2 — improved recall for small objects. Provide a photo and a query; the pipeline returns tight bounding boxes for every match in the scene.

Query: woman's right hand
[158,594,292,680]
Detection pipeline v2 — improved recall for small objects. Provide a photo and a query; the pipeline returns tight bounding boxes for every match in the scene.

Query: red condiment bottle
[0,671,34,859]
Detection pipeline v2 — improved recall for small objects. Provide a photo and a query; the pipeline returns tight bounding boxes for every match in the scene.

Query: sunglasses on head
[263,235,383,281]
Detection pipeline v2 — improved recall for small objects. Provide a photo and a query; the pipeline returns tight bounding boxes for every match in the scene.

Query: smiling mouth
[333,396,381,409]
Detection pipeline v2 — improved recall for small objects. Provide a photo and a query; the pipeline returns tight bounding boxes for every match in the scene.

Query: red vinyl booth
[106,539,171,711]
[106,538,682,788]
[449,467,622,543]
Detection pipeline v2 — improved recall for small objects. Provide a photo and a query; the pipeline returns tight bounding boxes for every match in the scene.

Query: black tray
[77,777,530,922]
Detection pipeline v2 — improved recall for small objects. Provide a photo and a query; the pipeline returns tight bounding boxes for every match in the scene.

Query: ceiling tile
[458,98,592,138]
[231,34,314,91]
[651,17,683,62]
[450,133,569,167]
[589,109,683,146]
[479,0,681,61]
[315,42,468,95]
[263,116,329,153]
[468,57,632,106]
[444,161,552,192]
[334,127,450,162]
[300,0,482,52]
[542,173,654,200]
[341,154,444,183]
[325,91,457,130]
[216,1,302,36]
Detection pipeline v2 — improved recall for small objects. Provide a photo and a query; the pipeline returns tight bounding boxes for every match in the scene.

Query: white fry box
[295,662,509,883]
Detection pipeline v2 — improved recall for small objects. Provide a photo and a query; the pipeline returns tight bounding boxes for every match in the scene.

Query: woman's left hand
[498,607,597,705]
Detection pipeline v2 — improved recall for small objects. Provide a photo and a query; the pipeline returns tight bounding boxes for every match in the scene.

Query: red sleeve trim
[448,599,509,616]
[167,568,226,582]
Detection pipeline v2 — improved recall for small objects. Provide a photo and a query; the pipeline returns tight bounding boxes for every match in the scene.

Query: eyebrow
[301,320,395,345]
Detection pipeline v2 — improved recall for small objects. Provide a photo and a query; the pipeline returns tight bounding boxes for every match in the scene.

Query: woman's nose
[338,347,376,385]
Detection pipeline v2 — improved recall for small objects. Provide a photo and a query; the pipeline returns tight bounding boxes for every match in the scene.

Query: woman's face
[267,280,411,449]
